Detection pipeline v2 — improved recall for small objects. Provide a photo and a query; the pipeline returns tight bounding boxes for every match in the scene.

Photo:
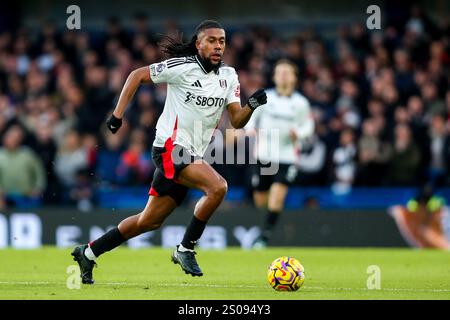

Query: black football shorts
[251,160,298,192]
[148,144,200,206]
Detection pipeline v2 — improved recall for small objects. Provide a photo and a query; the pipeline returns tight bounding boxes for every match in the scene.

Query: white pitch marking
[0,281,449,293]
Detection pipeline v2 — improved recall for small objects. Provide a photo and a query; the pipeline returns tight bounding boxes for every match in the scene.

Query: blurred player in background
[389,185,450,249]
[71,20,267,284]
[246,59,314,248]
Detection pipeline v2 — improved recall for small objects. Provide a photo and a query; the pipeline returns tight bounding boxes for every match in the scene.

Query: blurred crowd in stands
[0,4,449,210]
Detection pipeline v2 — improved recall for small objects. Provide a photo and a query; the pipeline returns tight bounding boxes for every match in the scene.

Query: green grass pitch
[0,247,449,300]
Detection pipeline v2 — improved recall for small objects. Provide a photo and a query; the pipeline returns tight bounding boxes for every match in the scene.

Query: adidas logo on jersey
[191,80,202,88]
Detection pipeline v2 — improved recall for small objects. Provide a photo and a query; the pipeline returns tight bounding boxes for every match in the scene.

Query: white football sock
[84,246,97,261]
[177,244,194,252]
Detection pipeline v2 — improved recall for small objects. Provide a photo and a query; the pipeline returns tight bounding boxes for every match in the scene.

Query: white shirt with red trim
[245,88,314,164]
[149,55,241,157]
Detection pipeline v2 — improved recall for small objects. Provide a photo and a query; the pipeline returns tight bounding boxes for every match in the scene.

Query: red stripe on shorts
[148,187,159,197]
[161,117,178,179]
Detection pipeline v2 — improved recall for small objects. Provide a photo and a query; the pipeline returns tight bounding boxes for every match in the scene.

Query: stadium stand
[0,4,448,211]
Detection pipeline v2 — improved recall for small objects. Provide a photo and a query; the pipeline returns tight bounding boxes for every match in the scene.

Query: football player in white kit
[246,59,314,248]
[71,20,267,283]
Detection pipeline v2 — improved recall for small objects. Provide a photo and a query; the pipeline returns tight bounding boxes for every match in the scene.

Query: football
[267,256,305,291]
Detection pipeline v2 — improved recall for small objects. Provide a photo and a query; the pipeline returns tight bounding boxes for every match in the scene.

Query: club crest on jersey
[219,79,227,88]
[150,63,166,77]
[234,84,240,97]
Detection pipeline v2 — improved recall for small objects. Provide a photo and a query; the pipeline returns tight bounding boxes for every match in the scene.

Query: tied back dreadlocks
[160,20,224,58]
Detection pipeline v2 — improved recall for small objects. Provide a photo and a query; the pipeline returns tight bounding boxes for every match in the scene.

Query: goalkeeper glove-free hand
[247,89,267,110]
[106,114,122,134]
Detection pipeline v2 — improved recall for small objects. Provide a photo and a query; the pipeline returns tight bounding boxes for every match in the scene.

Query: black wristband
[106,114,122,133]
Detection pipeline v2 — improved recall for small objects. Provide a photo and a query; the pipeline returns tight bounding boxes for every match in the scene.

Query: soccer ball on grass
[267,256,305,291]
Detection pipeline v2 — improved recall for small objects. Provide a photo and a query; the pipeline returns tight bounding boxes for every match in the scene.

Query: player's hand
[106,113,122,134]
[289,129,298,142]
[247,89,267,110]
[299,136,314,154]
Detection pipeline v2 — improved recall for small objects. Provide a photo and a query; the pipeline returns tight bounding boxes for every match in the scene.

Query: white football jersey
[246,88,314,164]
[149,55,241,157]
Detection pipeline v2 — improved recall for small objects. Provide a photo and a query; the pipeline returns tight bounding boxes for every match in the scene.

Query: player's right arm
[289,96,315,152]
[113,67,152,119]
[106,67,152,133]
[107,59,184,134]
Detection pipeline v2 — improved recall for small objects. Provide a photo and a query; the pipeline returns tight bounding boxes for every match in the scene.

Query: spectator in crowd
[445,91,450,129]
[82,133,99,173]
[393,105,410,125]
[335,79,361,130]
[405,95,429,168]
[427,114,449,186]
[96,130,126,186]
[57,85,85,145]
[331,128,357,192]
[446,134,450,187]
[54,130,89,201]
[31,119,59,203]
[0,125,46,209]
[393,48,416,100]
[366,98,388,140]
[116,128,154,185]
[125,89,160,144]
[0,95,17,138]
[69,167,95,212]
[387,124,421,186]
[76,65,115,134]
[421,81,445,117]
[356,119,392,186]
[296,135,327,186]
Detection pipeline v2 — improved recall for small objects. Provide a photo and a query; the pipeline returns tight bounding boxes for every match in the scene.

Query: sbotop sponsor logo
[184,91,226,108]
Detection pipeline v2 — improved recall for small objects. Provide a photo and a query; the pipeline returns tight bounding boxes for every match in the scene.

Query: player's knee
[208,179,228,201]
[254,196,268,209]
[137,215,162,232]
[140,221,162,232]
[256,203,267,210]
[268,201,284,212]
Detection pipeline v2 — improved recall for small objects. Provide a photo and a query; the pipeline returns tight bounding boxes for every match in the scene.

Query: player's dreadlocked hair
[160,20,224,58]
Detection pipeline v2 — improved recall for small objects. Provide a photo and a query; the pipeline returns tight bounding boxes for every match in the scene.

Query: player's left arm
[290,98,315,142]
[227,89,267,129]
[226,102,252,129]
